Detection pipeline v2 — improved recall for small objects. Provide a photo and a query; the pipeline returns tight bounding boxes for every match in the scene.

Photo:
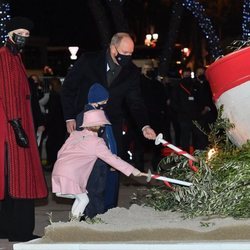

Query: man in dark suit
[61,32,156,215]
[62,32,155,146]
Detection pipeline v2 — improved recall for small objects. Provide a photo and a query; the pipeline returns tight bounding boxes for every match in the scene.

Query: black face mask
[12,33,28,50]
[97,127,105,137]
[115,49,132,67]
[96,103,107,110]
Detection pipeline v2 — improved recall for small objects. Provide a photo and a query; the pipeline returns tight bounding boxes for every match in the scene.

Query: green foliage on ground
[134,106,250,218]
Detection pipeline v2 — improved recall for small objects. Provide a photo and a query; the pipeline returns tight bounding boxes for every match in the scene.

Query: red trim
[206,47,250,101]
[153,174,174,190]
[176,150,186,155]
[188,159,198,172]
[180,83,192,96]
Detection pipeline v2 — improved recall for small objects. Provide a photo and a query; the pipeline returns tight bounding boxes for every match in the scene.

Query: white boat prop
[206,46,250,146]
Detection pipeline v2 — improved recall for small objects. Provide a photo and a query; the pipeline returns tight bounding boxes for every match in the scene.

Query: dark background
[10,1,102,49]
[10,0,243,49]
[8,0,243,75]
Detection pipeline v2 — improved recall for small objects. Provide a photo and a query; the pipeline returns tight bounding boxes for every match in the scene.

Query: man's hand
[66,120,76,134]
[142,126,156,140]
[201,106,211,115]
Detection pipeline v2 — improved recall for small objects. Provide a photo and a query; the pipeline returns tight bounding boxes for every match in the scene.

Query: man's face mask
[12,33,28,49]
[115,47,132,67]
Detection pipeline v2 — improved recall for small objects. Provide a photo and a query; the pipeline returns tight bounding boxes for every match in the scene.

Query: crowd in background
[28,69,67,171]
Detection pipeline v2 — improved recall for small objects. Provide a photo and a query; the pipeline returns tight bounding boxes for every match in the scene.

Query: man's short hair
[110,32,131,46]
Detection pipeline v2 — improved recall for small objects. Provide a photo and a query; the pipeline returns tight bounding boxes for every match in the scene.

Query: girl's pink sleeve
[95,138,135,176]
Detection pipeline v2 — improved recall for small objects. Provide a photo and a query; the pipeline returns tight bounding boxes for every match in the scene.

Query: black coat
[61,50,149,130]
[171,77,201,121]
[28,78,45,132]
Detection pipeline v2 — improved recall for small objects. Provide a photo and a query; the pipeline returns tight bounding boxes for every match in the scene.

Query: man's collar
[106,48,120,71]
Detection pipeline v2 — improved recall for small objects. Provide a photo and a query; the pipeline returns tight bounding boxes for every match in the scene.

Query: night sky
[9,0,242,51]
[8,0,244,74]
[10,1,106,50]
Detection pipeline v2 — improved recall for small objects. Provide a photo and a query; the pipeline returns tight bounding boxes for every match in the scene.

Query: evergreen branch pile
[134,106,250,218]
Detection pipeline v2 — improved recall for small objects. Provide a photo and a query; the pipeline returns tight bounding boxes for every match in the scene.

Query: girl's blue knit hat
[88,83,109,103]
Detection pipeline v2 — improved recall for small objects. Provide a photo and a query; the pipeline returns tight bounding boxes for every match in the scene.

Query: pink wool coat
[52,129,136,195]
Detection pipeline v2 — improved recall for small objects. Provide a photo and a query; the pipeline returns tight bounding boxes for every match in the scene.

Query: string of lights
[242,0,250,40]
[0,1,10,45]
[159,0,184,76]
[182,0,223,60]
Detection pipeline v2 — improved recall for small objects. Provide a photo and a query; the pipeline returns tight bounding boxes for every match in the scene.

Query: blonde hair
[85,126,101,132]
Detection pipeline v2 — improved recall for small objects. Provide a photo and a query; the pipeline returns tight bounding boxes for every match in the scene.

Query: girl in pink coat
[52,109,142,220]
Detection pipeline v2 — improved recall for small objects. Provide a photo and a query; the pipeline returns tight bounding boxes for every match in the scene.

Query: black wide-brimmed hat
[6,16,34,33]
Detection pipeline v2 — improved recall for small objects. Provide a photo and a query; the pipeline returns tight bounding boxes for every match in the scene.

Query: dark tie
[106,69,114,87]
[107,68,120,87]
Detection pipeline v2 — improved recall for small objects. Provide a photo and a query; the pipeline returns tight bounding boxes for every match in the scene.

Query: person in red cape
[0,17,48,242]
